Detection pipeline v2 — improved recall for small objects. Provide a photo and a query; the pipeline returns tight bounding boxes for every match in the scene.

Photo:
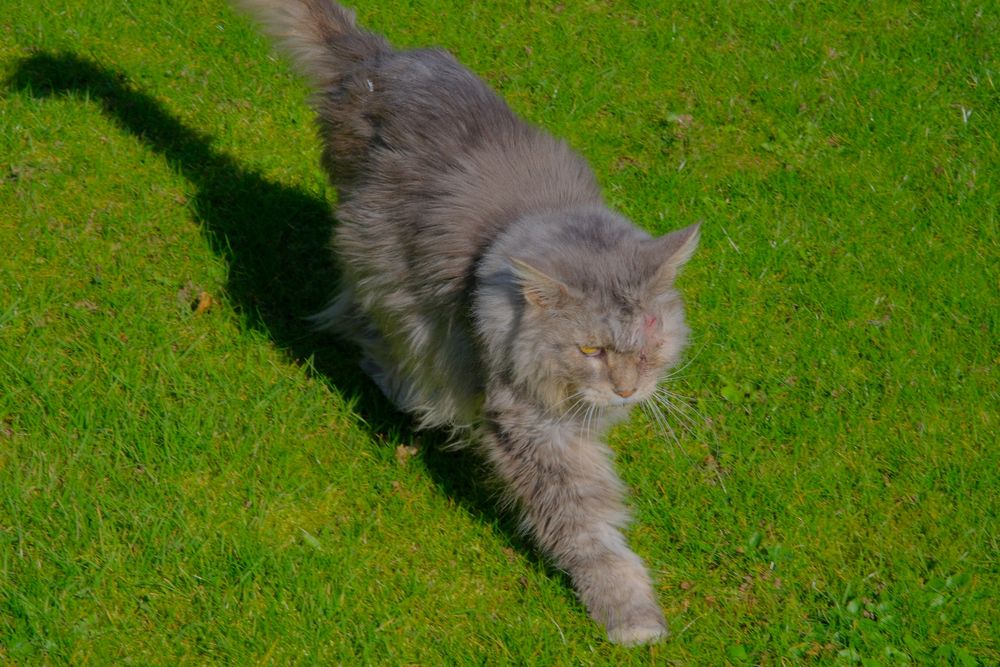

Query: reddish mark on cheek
[643,314,658,331]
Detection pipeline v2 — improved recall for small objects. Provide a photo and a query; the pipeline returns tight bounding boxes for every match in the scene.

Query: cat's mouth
[581,389,647,410]
[609,396,640,407]
[606,391,654,409]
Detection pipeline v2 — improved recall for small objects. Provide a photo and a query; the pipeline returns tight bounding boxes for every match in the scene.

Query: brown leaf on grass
[614,155,644,171]
[702,454,728,480]
[867,313,891,327]
[395,444,419,465]
[666,112,694,127]
[193,291,213,315]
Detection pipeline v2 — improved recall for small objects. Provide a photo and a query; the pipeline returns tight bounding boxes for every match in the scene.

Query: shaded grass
[1,0,998,663]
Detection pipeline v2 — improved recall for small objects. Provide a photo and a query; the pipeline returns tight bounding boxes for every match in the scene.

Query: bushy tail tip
[232,0,386,89]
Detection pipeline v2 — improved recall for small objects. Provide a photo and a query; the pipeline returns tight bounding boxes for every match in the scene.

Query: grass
[1,0,997,663]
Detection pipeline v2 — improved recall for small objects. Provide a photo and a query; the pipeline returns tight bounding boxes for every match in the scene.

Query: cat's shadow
[8,51,545,565]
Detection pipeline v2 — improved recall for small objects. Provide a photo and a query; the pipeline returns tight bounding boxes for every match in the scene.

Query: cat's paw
[606,620,669,646]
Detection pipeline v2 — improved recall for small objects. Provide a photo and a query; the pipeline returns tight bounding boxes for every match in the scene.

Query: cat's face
[515,279,690,413]
[553,298,688,409]
[508,222,700,416]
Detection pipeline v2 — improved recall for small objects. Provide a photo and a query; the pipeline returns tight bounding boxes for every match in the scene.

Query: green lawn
[1,0,997,663]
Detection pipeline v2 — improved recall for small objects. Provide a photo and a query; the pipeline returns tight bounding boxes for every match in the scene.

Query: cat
[235,0,699,645]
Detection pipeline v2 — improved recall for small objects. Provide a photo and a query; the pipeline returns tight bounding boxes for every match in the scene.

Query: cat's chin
[596,389,653,410]
[608,396,641,408]
[561,393,643,413]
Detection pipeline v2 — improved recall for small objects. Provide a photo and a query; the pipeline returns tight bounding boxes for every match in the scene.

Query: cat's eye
[578,345,603,357]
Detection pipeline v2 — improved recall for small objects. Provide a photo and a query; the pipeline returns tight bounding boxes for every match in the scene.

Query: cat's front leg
[480,413,667,645]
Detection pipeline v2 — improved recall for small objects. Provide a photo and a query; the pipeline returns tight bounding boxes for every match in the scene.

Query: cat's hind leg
[312,288,451,428]
[311,288,409,406]
[358,352,412,409]
[308,287,357,336]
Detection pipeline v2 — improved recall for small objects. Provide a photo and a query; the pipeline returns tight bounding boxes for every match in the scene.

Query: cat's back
[317,46,521,185]
[350,45,601,208]
[334,44,603,296]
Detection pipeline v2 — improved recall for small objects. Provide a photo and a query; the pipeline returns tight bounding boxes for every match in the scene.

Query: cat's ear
[510,258,571,309]
[648,222,700,293]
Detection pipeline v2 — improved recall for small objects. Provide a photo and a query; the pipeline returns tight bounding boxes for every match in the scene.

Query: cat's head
[504,218,699,416]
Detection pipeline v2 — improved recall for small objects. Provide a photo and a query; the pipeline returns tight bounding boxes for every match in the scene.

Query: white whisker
[640,401,695,468]
[649,384,728,494]
[560,397,588,427]
[652,391,699,432]
[659,343,706,382]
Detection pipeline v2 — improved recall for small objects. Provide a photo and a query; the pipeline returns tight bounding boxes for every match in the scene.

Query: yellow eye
[578,345,603,357]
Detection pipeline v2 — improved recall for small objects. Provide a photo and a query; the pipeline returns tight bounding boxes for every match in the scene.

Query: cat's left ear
[648,222,700,293]
[509,258,572,309]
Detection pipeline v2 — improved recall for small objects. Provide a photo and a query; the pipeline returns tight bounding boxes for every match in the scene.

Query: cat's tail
[233,0,389,90]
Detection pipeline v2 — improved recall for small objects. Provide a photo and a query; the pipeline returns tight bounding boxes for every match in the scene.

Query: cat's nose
[614,387,635,398]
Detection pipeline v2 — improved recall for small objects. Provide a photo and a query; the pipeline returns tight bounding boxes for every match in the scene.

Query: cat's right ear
[648,222,701,294]
[509,258,570,309]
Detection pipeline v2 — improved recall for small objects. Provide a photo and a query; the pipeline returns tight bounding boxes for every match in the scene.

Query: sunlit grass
[1,0,997,663]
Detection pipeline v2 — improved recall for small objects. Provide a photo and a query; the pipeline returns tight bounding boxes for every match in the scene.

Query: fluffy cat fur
[235,0,699,645]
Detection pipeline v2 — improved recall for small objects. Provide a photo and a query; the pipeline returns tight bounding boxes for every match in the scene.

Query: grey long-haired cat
[236,0,699,645]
